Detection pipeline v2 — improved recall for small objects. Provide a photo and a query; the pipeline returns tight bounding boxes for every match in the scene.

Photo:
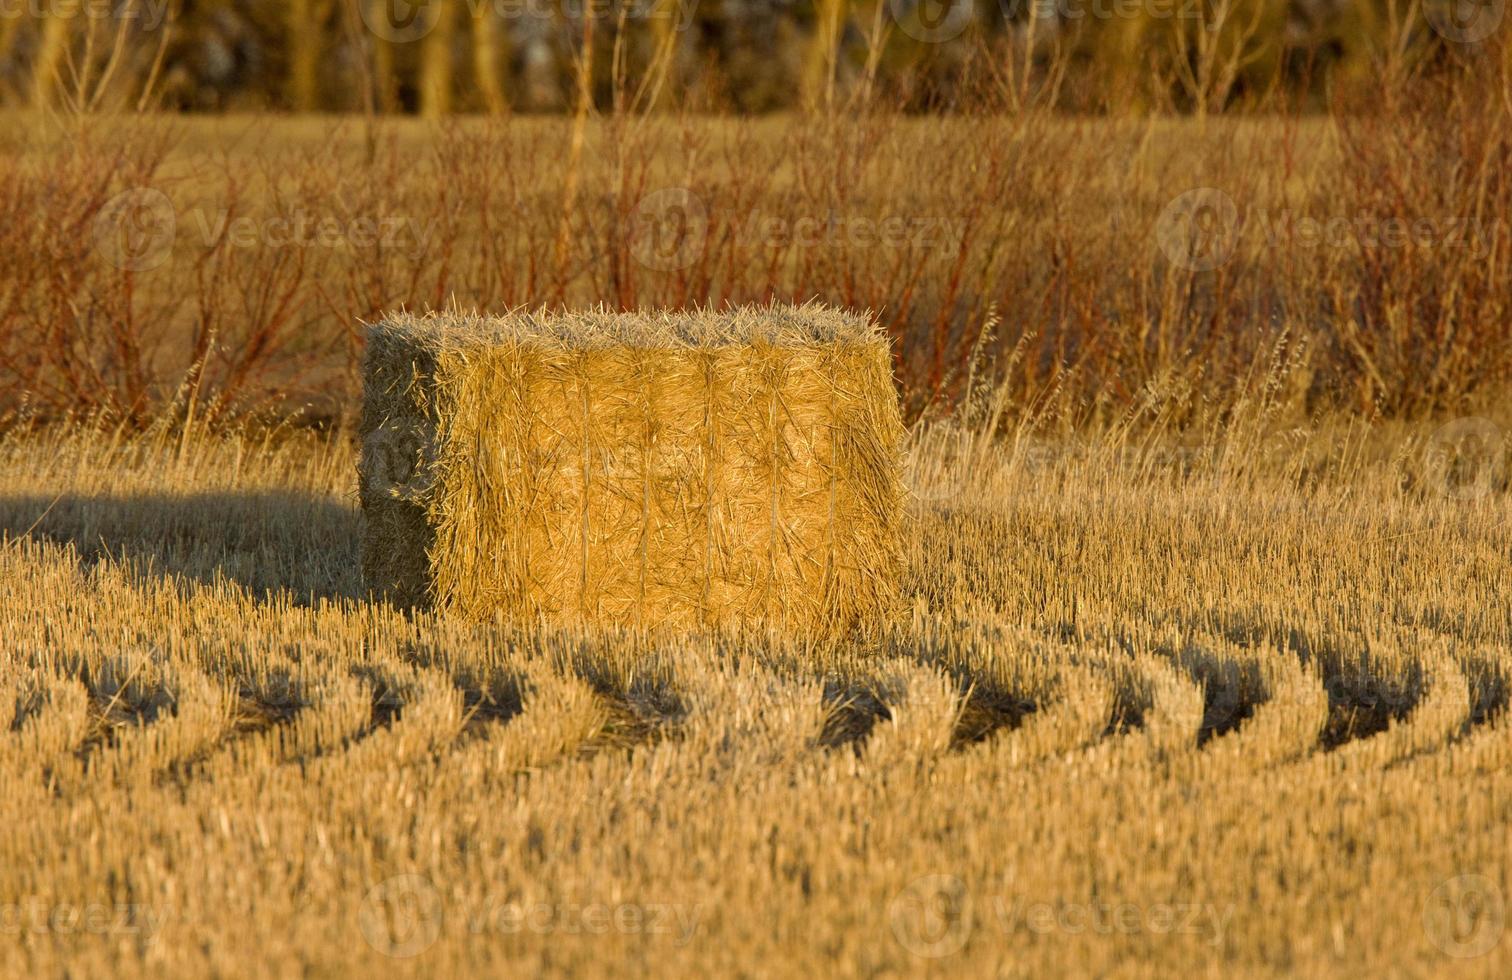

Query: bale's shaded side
[358,326,439,609]
[358,306,904,633]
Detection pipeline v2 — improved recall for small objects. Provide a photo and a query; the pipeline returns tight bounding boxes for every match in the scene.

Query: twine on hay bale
[359,305,904,634]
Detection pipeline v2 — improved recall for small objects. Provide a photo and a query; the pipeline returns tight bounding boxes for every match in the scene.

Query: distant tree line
[0,0,1502,114]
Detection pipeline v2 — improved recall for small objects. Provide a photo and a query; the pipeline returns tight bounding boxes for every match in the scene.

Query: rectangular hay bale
[358,305,904,633]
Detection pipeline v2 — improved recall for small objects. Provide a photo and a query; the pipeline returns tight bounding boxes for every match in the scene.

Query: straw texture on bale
[359,305,904,633]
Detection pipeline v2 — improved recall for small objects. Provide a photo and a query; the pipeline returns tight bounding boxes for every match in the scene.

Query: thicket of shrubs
[0,6,1507,429]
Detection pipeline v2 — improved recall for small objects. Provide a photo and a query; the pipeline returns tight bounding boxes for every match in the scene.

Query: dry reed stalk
[359,305,905,634]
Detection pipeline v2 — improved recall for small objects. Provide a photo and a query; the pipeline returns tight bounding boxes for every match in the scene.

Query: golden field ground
[2,67,1509,975]
[0,409,1507,977]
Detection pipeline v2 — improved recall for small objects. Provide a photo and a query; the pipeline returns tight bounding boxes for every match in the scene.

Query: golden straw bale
[359,305,903,634]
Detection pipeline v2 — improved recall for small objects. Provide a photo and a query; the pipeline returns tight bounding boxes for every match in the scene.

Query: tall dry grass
[1,47,1508,427]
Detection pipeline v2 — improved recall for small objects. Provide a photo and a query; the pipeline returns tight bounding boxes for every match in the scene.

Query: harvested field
[1,37,1510,978]
[0,414,1507,977]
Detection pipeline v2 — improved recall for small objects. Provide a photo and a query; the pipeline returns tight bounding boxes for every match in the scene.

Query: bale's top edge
[366,305,884,350]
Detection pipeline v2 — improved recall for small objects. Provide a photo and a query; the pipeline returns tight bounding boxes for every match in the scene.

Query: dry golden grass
[6,75,1508,425]
[0,404,1507,977]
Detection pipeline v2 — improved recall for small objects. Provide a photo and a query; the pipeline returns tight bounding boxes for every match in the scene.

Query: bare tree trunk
[31,11,73,108]
[648,0,677,110]
[472,5,509,114]
[0,16,24,98]
[361,0,400,112]
[804,0,845,110]
[287,0,326,111]
[420,0,459,118]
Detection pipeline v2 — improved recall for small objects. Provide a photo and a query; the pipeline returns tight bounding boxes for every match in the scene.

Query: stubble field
[0,406,1507,976]
[2,59,1510,974]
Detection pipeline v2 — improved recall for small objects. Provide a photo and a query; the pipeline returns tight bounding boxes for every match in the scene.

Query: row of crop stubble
[0,412,1506,975]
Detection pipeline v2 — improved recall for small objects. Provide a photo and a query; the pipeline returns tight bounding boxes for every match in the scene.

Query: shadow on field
[0,491,362,604]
